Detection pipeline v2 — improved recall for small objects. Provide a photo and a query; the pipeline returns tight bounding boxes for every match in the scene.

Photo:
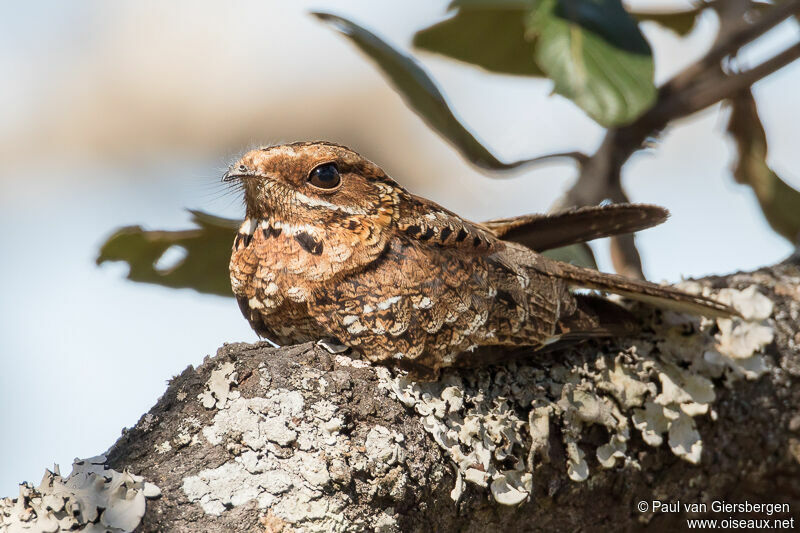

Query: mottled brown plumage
[226,142,734,379]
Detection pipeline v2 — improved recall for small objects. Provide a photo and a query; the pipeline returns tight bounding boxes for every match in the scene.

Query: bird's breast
[229,216,387,315]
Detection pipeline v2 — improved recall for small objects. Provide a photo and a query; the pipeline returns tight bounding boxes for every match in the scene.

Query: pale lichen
[378,285,775,504]
[198,362,239,409]
[182,361,409,532]
[178,285,774,519]
[0,456,160,533]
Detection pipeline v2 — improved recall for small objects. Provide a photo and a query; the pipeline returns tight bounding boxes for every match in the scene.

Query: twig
[562,1,800,279]
[669,0,800,92]
[688,42,800,111]
[524,151,590,167]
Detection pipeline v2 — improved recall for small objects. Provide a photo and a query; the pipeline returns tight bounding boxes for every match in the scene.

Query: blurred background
[1,0,798,495]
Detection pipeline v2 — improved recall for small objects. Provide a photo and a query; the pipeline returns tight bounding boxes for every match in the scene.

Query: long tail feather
[541,259,738,318]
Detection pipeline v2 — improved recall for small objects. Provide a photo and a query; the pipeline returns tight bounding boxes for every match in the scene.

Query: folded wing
[483,203,668,252]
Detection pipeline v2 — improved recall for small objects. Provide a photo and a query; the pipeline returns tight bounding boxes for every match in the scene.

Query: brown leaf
[727,90,800,244]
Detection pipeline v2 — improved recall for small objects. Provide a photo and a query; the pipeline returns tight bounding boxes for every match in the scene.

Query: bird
[224,141,735,380]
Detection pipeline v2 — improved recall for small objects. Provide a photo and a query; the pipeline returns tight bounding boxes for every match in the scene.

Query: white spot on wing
[414,297,433,310]
[347,320,366,334]
[377,296,402,310]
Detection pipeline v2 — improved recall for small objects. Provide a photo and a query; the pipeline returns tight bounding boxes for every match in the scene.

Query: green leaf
[630,7,704,37]
[526,0,657,126]
[312,11,539,170]
[542,243,598,269]
[727,90,800,243]
[96,210,237,297]
[413,7,544,77]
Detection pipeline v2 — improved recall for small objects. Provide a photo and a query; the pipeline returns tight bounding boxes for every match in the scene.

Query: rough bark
[9,261,799,532]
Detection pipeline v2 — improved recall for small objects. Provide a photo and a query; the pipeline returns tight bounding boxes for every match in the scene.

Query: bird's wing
[394,193,505,256]
[482,203,668,251]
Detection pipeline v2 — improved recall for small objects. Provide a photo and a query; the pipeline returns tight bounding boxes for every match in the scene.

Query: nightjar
[225,142,734,379]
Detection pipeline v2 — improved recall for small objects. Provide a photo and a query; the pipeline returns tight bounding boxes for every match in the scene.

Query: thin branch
[669,0,800,92]
[524,151,590,167]
[482,151,591,178]
[688,42,800,111]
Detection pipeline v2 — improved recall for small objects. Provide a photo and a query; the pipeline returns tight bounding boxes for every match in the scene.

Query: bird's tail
[540,258,737,318]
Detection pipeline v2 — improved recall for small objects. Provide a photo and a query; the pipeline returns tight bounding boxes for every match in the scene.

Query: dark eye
[307,163,341,190]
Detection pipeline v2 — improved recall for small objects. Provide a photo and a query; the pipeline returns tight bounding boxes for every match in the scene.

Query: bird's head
[225,142,407,276]
[223,141,400,229]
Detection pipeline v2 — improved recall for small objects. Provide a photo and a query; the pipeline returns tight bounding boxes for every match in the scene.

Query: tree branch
[562,1,800,279]
[5,262,797,532]
[689,42,800,110]
[669,0,800,92]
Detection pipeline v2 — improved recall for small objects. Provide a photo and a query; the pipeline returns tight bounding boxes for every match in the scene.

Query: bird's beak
[222,170,244,182]
[223,169,267,183]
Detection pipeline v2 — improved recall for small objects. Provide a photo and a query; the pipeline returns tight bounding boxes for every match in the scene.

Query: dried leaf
[727,90,800,243]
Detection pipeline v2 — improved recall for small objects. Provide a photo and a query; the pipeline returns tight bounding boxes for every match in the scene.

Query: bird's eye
[307,163,341,190]
[238,164,247,172]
